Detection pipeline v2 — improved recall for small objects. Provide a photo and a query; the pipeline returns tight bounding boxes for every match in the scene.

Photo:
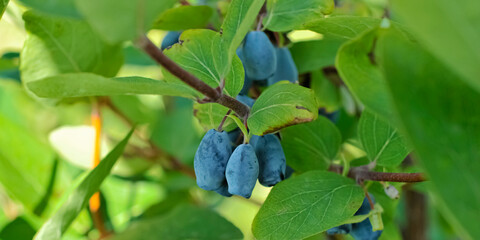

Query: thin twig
[135,36,250,118]
[329,164,426,183]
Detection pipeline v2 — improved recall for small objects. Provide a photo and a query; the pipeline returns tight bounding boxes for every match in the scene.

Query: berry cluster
[327,195,383,240]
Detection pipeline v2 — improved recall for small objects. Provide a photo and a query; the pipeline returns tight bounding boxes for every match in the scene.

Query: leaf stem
[218,109,232,132]
[135,36,250,118]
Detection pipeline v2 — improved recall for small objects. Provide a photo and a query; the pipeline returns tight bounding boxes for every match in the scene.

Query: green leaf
[358,110,410,167]
[153,5,213,30]
[290,39,344,74]
[220,0,265,74]
[335,27,394,120]
[27,73,200,99]
[378,31,480,239]
[281,116,341,172]
[75,0,176,43]
[310,69,340,110]
[35,130,133,240]
[263,0,335,32]
[247,82,318,135]
[193,102,237,132]
[20,11,123,84]
[0,217,36,240]
[252,171,364,240]
[114,205,244,240]
[391,0,480,94]
[0,114,55,209]
[0,0,8,19]
[227,115,249,142]
[163,29,244,97]
[303,16,381,40]
[16,0,80,18]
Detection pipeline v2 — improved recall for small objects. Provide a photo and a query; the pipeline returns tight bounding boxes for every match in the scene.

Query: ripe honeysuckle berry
[225,143,259,198]
[236,95,255,108]
[242,31,277,80]
[327,224,352,235]
[252,134,286,187]
[350,195,383,240]
[194,129,232,191]
[161,31,182,50]
[267,47,298,85]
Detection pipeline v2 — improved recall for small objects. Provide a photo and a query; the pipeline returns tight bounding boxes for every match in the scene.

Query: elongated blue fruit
[236,95,255,108]
[267,47,298,85]
[252,134,286,187]
[225,144,259,198]
[350,196,382,240]
[194,129,232,191]
[242,31,276,80]
[161,31,182,50]
[214,182,232,197]
[236,48,253,95]
[327,224,352,235]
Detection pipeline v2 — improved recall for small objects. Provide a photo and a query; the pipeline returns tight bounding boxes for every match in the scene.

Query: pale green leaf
[391,0,480,94]
[335,27,394,120]
[153,5,213,30]
[20,11,123,84]
[35,130,133,240]
[248,82,318,135]
[75,0,176,43]
[358,110,410,167]
[252,171,364,240]
[113,205,243,240]
[27,73,200,99]
[378,31,480,239]
[193,103,237,132]
[263,0,335,32]
[303,16,380,40]
[0,0,8,19]
[281,116,341,172]
[163,29,244,97]
[290,39,344,74]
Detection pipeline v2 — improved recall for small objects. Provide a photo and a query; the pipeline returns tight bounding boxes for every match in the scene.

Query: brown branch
[135,36,250,118]
[329,164,426,183]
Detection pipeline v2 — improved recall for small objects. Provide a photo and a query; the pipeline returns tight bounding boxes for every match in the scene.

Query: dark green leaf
[358,110,410,167]
[281,117,341,172]
[16,0,80,18]
[163,29,244,97]
[153,5,213,30]
[263,0,335,32]
[114,205,244,240]
[310,69,340,110]
[0,0,8,19]
[21,11,123,85]
[252,171,364,240]
[378,31,480,239]
[391,0,480,94]
[336,27,394,120]
[35,130,133,240]
[0,217,36,240]
[27,73,200,99]
[75,0,176,43]
[193,103,237,132]
[290,39,343,74]
[248,82,318,135]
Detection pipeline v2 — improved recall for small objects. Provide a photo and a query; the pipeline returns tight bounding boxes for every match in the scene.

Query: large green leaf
[193,103,237,132]
[335,27,394,120]
[0,114,54,209]
[220,0,265,74]
[20,11,123,84]
[358,110,410,167]
[310,69,340,110]
[263,0,335,32]
[163,29,244,97]
[0,0,8,19]
[378,32,480,239]
[391,0,480,94]
[27,73,199,99]
[252,171,364,240]
[290,39,344,74]
[248,82,318,135]
[281,117,341,172]
[16,0,80,18]
[153,5,213,30]
[114,205,243,240]
[303,16,380,40]
[35,130,133,240]
[75,0,176,43]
